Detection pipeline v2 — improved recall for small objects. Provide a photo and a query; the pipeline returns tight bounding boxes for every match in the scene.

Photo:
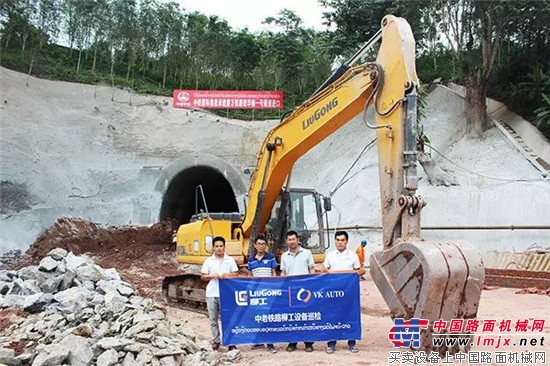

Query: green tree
[319,0,392,59]
[261,9,332,104]
[157,2,186,88]
[230,30,261,89]
[110,0,139,81]
[0,0,32,51]
[184,12,209,89]
[90,0,110,73]
[321,0,550,139]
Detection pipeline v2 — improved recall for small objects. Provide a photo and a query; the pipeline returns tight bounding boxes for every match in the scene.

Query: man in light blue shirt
[280,230,315,352]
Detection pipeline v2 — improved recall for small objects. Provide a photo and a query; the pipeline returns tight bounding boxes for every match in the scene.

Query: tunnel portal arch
[156,154,248,226]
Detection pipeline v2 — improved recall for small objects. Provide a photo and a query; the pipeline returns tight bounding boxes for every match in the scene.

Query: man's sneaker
[251,344,264,350]
[267,346,277,354]
[211,342,220,351]
[349,345,359,353]
[228,346,237,351]
[286,344,296,352]
[325,346,335,354]
[305,345,314,352]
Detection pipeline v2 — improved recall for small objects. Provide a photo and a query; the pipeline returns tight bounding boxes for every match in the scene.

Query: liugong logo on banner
[234,288,283,306]
[173,90,283,110]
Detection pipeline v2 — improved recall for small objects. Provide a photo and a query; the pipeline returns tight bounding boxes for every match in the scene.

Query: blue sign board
[219,273,361,345]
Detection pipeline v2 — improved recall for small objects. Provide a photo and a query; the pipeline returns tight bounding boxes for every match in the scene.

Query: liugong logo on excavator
[302,97,339,130]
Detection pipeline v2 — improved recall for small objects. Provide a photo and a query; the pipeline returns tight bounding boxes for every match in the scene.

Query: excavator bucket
[370,241,484,354]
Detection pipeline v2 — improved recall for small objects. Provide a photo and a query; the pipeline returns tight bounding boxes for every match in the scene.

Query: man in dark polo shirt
[247,234,278,353]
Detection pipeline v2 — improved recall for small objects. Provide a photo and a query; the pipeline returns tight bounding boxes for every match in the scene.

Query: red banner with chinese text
[173,90,283,110]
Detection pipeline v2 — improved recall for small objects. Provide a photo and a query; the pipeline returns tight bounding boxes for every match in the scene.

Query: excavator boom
[241,65,379,240]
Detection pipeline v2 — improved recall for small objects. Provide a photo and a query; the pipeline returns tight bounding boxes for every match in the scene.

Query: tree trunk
[21,35,27,58]
[4,33,11,49]
[92,44,98,72]
[162,63,167,88]
[464,72,491,138]
[76,48,83,74]
[130,74,134,106]
[143,59,148,78]
[26,56,35,87]
[126,61,131,81]
[110,52,116,102]
[126,49,133,81]
[110,57,115,81]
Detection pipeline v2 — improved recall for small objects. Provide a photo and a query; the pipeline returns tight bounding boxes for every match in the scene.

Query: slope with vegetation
[1,0,549,137]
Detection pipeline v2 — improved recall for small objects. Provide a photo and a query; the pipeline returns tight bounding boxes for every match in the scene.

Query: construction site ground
[8,218,549,365]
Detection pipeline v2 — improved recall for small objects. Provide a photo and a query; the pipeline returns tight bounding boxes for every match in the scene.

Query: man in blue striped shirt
[247,234,278,353]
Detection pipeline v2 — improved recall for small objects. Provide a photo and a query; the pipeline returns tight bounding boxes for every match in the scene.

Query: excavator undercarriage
[162,273,208,314]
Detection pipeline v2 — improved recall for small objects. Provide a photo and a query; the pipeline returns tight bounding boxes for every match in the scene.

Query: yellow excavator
[163,15,484,354]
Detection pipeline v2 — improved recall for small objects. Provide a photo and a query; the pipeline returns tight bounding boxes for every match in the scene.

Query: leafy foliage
[0,0,548,138]
[534,94,550,137]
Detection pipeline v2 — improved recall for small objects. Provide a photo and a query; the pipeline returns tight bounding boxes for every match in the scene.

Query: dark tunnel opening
[159,166,240,226]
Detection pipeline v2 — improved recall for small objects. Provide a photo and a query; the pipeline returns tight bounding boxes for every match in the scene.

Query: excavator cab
[265,188,327,262]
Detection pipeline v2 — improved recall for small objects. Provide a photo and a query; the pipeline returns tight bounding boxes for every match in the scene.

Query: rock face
[0,249,221,365]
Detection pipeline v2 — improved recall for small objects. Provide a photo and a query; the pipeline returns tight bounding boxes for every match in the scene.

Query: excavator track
[164,299,208,315]
[162,274,208,315]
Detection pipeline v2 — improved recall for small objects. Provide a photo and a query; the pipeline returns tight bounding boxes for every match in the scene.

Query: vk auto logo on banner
[296,288,312,303]
[220,273,361,345]
[233,285,343,307]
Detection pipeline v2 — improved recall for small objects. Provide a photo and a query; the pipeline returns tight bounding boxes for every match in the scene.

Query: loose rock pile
[0,250,22,270]
[0,248,234,365]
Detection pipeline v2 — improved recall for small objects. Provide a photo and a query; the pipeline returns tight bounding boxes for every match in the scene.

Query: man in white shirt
[280,230,315,352]
[322,230,361,354]
[201,236,239,351]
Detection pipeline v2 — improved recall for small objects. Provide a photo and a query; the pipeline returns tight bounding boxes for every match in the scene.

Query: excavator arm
[368,16,484,356]
[241,64,379,239]
[241,16,418,243]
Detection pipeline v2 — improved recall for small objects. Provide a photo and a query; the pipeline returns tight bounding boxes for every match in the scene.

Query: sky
[174,0,329,33]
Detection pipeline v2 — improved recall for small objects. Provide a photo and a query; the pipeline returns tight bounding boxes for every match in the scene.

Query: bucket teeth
[370,241,484,354]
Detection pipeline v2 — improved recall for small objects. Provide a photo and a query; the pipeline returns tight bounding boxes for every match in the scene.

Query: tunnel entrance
[159,165,240,226]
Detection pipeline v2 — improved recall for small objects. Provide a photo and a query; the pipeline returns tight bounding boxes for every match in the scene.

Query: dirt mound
[14,217,183,299]
[20,217,173,264]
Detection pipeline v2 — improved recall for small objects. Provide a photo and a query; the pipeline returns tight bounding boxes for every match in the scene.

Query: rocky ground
[0,247,240,365]
[9,218,181,301]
